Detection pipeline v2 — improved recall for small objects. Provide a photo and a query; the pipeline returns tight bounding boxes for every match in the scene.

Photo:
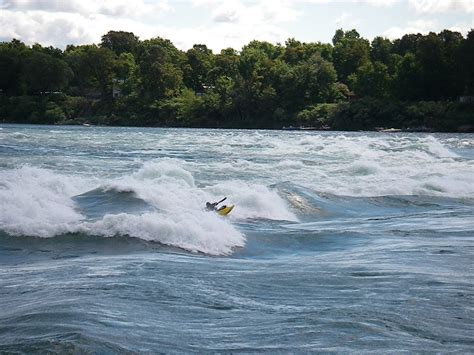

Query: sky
[0,0,473,51]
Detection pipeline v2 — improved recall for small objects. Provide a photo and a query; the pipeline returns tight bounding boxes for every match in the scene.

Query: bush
[404,101,474,131]
[6,96,42,122]
[44,102,66,123]
[329,98,401,130]
[297,103,337,127]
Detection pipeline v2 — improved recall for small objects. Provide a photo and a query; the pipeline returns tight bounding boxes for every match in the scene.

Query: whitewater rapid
[0,160,298,255]
[1,125,473,256]
[1,124,474,353]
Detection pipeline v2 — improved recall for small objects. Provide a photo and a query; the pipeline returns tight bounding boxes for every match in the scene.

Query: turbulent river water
[0,124,473,352]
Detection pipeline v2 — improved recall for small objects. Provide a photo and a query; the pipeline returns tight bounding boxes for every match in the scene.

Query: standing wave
[0,160,297,255]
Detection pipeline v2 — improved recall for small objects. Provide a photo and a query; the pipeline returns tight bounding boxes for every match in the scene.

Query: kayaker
[206,197,227,211]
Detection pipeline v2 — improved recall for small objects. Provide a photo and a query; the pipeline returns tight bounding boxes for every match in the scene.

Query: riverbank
[1,95,473,132]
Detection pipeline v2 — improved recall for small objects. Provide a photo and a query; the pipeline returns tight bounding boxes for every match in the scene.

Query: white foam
[0,162,253,255]
[10,132,29,139]
[78,211,245,256]
[423,136,459,158]
[0,166,88,237]
[277,160,306,169]
[207,180,298,221]
[347,161,380,175]
[255,133,474,198]
[2,129,473,250]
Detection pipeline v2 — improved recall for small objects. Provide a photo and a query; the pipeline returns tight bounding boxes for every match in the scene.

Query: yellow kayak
[217,205,234,216]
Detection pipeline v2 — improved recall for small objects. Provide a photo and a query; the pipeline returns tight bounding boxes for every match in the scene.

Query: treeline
[0,29,473,131]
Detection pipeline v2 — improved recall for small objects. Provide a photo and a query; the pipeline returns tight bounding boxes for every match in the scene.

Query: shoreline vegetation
[1,29,473,132]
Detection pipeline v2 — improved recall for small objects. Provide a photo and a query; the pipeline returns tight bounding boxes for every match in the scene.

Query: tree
[393,33,422,55]
[370,36,393,65]
[100,31,139,55]
[416,32,450,99]
[393,53,422,100]
[278,53,338,111]
[135,38,185,100]
[22,52,73,93]
[349,61,391,99]
[283,39,333,64]
[332,29,345,45]
[233,46,277,125]
[245,40,283,60]
[283,38,305,65]
[437,30,463,98]
[208,48,239,82]
[114,52,138,96]
[65,45,117,98]
[332,29,370,83]
[0,45,23,95]
[32,43,63,59]
[183,44,214,92]
[457,29,474,95]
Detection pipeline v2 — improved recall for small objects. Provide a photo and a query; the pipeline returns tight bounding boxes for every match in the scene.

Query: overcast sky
[0,0,472,51]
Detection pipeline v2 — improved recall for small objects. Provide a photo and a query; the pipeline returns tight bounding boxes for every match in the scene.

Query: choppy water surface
[1,124,473,352]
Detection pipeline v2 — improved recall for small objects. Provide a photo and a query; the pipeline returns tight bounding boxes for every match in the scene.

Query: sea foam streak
[0,160,296,255]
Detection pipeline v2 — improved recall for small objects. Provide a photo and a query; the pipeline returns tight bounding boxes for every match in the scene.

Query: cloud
[0,0,301,51]
[0,0,174,48]
[160,22,291,52]
[191,0,300,49]
[408,0,474,13]
[382,19,438,39]
[0,8,165,48]
[0,10,94,47]
[206,0,301,25]
[383,17,473,40]
[1,0,472,53]
[335,12,362,28]
[211,1,245,23]
[178,0,300,50]
[448,22,474,35]
[298,0,399,6]
[0,0,294,52]
[1,0,172,19]
[364,0,399,6]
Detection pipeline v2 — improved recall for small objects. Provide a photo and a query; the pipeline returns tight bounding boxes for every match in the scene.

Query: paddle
[215,197,227,205]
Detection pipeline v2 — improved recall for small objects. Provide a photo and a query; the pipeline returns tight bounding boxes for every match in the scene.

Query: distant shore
[1,28,474,133]
[2,96,473,133]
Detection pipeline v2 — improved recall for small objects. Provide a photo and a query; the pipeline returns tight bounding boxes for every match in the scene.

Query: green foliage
[332,29,370,83]
[100,31,139,55]
[22,52,73,93]
[297,103,337,127]
[135,38,185,100]
[0,29,472,131]
[44,102,66,123]
[183,44,214,92]
[65,45,116,98]
[0,45,23,94]
[348,61,391,99]
[393,53,421,100]
[330,98,402,130]
[370,37,393,65]
[277,53,338,112]
[458,30,474,94]
[403,101,472,131]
